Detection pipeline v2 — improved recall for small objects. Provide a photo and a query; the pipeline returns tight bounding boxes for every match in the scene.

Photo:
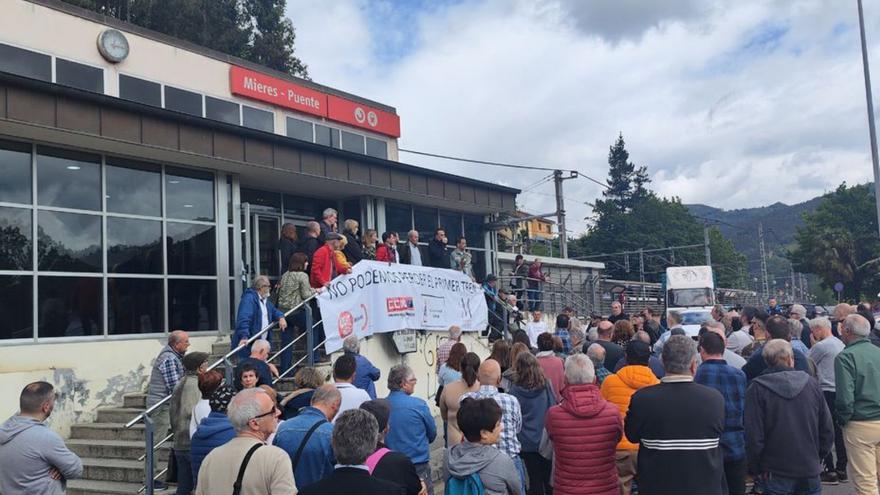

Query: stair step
[212,341,231,355]
[70,423,147,442]
[96,407,147,424]
[123,393,147,409]
[80,457,156,483]
[67,479,174,495]
[67,438,170,462]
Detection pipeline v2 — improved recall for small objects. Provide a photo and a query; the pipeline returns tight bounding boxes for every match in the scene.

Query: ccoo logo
[338,311,354,338]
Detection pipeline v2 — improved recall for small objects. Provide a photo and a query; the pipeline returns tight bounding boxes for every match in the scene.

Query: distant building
[499,210,556,246]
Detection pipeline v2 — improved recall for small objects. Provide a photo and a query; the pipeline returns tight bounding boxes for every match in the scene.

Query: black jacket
[372,445,423,495]
[279,237,298,276]
[742,345,811,381]
[398,242,426,266]
[299,236,320,274]
[625,379,726,495]
[299,466,405,495]
[342,231,363,264]
[427,239,449,268]
[744,366,833,478]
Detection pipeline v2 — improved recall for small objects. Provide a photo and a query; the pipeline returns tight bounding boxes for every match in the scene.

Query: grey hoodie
[0,415,83,495]
[444,442,522,495]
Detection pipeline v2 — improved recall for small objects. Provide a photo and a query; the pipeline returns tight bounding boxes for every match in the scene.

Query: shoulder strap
[365,447,391,474]
[291,419,328,472]
[233,443,263,495]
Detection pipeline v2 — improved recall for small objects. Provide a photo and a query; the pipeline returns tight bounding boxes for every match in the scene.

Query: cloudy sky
[286,0,880,235]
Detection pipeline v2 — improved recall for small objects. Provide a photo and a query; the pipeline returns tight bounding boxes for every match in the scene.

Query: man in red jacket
[375,231,399,263]
[310,233,341,288]
[542,354,622,495]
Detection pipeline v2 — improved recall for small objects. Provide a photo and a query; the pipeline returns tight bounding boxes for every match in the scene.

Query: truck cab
[666,266,715,337]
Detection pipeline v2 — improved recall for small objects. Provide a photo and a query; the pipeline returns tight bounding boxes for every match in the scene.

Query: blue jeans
[528,289,541,311]
[512,455,527,495]
[175,450,193,495]
[414,462,434,495]
[762,474,821,495]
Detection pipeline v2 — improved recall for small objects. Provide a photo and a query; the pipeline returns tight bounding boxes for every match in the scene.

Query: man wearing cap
[169,351,209,495]
[190,385,236,487]
[311,233,342,288]
[361,400,426,495]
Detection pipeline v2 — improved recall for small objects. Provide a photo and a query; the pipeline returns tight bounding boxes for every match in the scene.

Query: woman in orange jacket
[600,340,659,495]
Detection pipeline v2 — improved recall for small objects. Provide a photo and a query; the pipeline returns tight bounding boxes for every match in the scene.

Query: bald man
[461,359,525,490]
[699,322,747,369]
[595,320,625,371]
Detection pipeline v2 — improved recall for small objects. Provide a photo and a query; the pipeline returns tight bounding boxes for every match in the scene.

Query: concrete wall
[0,335,217,437]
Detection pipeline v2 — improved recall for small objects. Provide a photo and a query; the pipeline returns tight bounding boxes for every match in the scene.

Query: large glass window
[119,74,161,107]
[366,138,388,159]
[167,223,216,276]
[164,86,202,117]
[108,278,163,335]
[0,43,51,82]
[283,194,319,220]
[166,167,215,221]
[315,125,340,147]
[0,140,32,205]
[106,159,162,216]
[286,117,313,141]
[168,279,217,332]
[37,148,101,211]
[241,188,281,213]
[0,275,32,340]
[464,215,485,248]
[242,106,274,132]
[38,276,102,337]
[107,217,162,274]
[439,211,463,240]
[385,202,411,236]
[55,58,103,93]
[341,131,365,154]
[414,207,437,242]
[38,211,102,272]
[0,206,32,271]
[205,96,240,125]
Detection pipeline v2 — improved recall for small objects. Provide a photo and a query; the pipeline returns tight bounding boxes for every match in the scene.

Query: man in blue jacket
[274,384,340,488]
[343,335,381,399]
[385,365,437,495]
[233,276,287,359]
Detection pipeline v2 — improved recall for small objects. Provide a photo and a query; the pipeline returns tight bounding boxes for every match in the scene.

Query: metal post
[502,305,510,340]
[553,170,567,258]
[857,0,880,238]
[790,268,797,303]
[704,223,712,266]
[143,414,154,495]
[758,222,770,301]
[305,303,314,366]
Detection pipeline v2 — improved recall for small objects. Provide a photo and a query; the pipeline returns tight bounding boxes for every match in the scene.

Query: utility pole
[857,0,880,238]
[790,267,797,303]
[703,223,712,266]
[638,248,645,283]
[758,222,770,301]
[553,170,578,259]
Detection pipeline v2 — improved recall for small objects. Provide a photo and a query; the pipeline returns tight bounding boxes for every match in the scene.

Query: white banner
[316,260,488,354]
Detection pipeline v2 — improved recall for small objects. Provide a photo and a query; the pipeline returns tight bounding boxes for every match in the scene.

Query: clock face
[97,29,129,63]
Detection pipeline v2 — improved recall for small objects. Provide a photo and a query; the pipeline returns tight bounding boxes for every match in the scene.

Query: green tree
[789,183,880,301]
[244,0,308,76]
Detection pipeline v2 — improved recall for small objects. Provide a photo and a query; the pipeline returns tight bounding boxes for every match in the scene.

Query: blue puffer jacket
[233,288,284,353]
[190,412,235,485]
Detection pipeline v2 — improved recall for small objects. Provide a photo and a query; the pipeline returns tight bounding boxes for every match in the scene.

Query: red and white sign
[229,66,401,138]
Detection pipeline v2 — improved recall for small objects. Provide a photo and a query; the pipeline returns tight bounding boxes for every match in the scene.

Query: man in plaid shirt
[555,314,572,354]
[435,325,462,373]
[462,359,525,491]
[695,331,747,495]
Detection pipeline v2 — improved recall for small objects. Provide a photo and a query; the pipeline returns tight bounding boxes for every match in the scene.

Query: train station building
[0,0,519,428]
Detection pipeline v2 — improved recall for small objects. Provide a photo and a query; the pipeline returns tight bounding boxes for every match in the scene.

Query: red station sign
[229,65,401,138]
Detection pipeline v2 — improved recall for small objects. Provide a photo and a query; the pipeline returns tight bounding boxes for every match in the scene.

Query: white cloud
[286,0,880,236]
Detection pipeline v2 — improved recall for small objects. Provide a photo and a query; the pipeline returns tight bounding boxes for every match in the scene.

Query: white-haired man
[399,230,425,266]
[789,304,812,349]
[808,317,847,484]
[196,388,295,494]
[234,276,287,359]
[836,314,880,494]
[319,207,337,242]
[436,326,462,375]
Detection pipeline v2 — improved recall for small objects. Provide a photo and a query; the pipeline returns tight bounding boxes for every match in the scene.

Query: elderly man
[613,330,665,378]
[146,330,190,473]
[319,207,337,242]
[234,276,287,359]
[695,332,747,495]
[836,314,880,495]
[608,301,628,324]
[462,359,525,491]
[832,303,855,338]
[399,230,425,266]
[385,365,437,495]
[300,221,322,269]
[745,339,833,495]
[625,335,726,495]
[570,326,586,354]
[808,317,848,483]
[0,382,83,494]
[343,335,381,399]
[196,388,295,494]
[728,307,758,354]
[300,409,406,495]
[595,320,625,371]
[273,384,340,488]
[543,354,622,495]
[437,326,462,375]
[789,304,812,349]
[699,321,747,369]
[587,343,612,385]
[234,340,277,389]
[651,311,683,358]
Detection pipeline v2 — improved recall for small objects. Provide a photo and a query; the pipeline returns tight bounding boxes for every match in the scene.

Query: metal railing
[126,294,318,495]
[496,275,594,316]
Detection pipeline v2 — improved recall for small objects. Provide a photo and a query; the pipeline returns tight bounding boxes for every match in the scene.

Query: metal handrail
[137,433,172,462]
[273,334,328,384]
[496,274,593,312]
[267,330,309,364]
[137,468,168,494]
[125,293,318,429]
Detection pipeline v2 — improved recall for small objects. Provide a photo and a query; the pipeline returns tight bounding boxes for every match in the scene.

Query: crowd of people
[8,285,880,495]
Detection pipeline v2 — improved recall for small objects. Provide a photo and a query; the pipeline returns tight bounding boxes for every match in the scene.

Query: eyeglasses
[251,406,278,421]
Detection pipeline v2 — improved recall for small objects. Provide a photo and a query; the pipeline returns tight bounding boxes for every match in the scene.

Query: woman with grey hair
[299,409,407,495]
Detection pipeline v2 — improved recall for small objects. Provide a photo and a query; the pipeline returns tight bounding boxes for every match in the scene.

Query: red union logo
[338,311,354,338]
[386,296,413,314]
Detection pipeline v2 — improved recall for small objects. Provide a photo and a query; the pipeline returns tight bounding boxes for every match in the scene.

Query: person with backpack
[360,400,426,495]
[272,384,340,488]
[445,397,523,495]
